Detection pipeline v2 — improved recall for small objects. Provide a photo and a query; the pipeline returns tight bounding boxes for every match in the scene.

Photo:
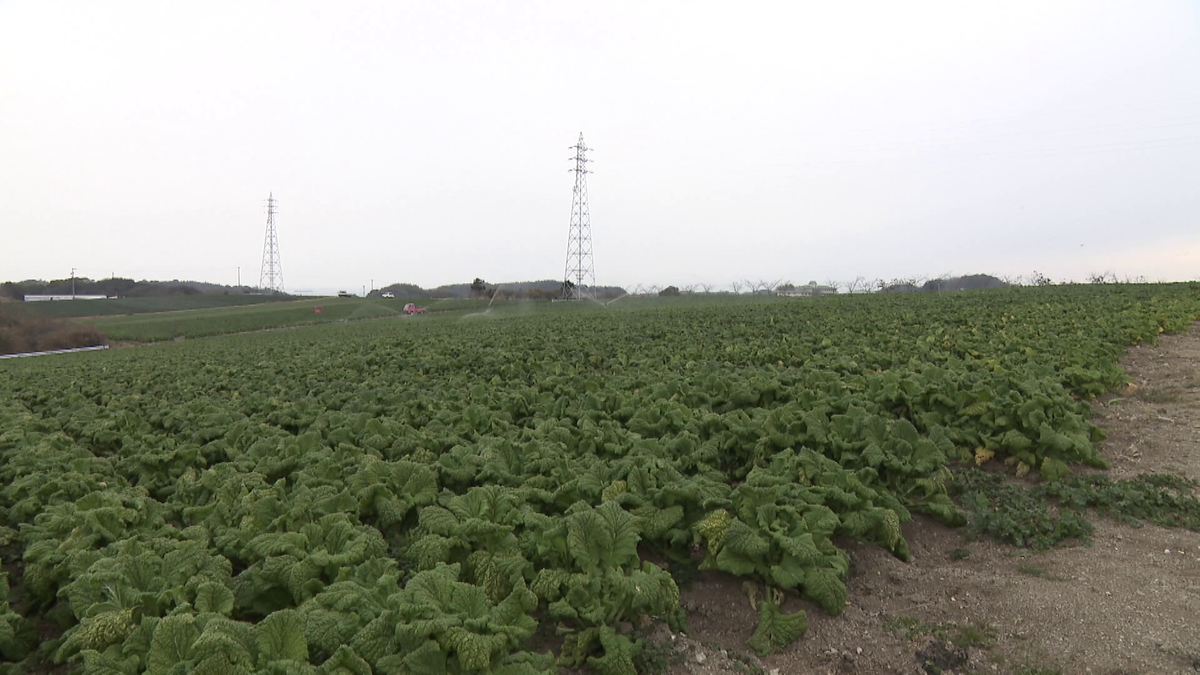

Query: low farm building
[23,295,111,302]
[778,281,838,297]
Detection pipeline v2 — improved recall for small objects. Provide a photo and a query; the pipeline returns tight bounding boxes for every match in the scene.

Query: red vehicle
[403,303,427,315]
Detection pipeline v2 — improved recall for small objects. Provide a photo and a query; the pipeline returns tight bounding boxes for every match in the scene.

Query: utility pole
[259,193,284,293]
[237,267,240,287]
[562,133,596,300]
[71,268,76,299]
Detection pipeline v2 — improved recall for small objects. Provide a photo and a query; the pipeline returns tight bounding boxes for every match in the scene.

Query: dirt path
[664,326,1200,675]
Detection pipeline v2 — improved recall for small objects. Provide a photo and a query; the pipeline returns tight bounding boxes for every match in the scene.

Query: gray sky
[2,1,1198,293]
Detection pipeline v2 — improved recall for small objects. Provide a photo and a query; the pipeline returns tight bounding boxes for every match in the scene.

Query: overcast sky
[2,1,1198,293]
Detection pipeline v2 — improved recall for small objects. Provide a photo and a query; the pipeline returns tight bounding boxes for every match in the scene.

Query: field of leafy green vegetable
[81,297,490,343]
[19,294,297,319]
[0,285,1197,674]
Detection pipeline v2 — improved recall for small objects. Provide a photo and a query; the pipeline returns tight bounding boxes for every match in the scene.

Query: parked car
[381,292,394,299]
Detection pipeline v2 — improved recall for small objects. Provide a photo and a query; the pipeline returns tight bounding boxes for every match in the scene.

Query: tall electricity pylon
[562,133,596,300]
[259,192,284,293]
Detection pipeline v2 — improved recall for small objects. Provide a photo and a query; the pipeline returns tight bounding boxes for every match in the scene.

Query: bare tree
[927,272,951,293]
[931,271,955,293]
[824,278,841,293]
[698,283,714,294]
[730,281,743,295]
[1086,270,1118,284]
[846,276,866,294]
[682,284,697,294]
[748,278,783,294]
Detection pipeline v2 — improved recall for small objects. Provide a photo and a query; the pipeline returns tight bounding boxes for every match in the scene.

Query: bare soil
[661,325,1200,675]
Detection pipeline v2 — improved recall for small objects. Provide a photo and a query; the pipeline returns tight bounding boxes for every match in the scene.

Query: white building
[23,295,111,302]
[777,281,838,297]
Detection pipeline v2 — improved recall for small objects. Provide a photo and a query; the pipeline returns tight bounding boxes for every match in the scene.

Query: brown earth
[659,325,1200,675]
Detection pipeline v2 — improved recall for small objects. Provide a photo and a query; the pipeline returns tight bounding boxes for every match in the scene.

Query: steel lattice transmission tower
[259,192,284,293]
[562,133,596,300]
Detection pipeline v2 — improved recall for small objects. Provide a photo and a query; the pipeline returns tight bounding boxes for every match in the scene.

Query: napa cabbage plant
[409,486,531,604]
[0,571,26,662]
[526,501,682,673]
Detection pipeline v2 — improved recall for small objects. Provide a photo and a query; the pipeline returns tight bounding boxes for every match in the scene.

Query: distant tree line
[0,278,267,301]
[369,279,626,300]
[631,274,1027,296]
[877,274,1009,293]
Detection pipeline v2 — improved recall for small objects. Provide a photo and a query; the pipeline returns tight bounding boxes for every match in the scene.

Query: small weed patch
[699,642,764,675]
[1040,472,1200,530]
[666,558,702,589]
[952,622,995,648]
[1136,387,1184,404]
[884,616,996,649]
[953,470,1094,549]
[1016,563,1048,578]
[952,469,1200,550]
[633,638,683,674]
